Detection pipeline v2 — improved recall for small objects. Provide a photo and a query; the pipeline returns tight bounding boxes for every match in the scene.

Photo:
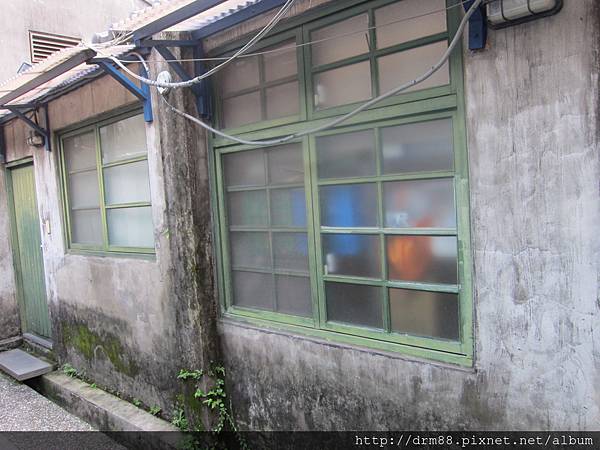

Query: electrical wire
[160,0,483,146]
[115,0,476,65]
[94,0,297,89]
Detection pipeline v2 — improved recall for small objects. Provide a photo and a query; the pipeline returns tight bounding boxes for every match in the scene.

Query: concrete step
[0,349,54,381]
[30,372,181,449]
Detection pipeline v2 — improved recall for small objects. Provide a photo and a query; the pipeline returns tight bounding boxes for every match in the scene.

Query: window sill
[221,309,473,368]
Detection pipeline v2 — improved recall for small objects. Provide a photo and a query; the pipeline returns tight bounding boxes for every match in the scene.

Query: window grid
[304,1,450,117]
[59,111,154,255]
[211,0,472,365]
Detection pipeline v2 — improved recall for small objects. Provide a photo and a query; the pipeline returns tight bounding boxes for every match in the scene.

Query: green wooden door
[8,163,51,338]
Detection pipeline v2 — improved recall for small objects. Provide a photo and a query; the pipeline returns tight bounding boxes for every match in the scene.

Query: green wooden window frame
[210,0,473,366]
[58,109,155,256]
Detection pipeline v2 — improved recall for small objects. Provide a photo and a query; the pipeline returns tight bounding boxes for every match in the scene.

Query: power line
[161,0,483,146]
[115,0,475,65]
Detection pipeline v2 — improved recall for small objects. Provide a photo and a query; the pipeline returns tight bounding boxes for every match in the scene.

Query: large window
[59,111,154,254]
[212,0,472,365]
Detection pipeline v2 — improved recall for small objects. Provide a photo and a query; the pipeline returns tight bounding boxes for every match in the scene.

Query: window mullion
[95,126,110,251]
[368,7,379,99]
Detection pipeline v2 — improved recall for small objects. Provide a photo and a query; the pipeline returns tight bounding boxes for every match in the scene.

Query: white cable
[161,0,483,146]
[97,0,297,89]
[116,0,473,64]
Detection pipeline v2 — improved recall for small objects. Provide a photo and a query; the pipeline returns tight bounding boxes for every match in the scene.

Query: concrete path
[0,372,126,449]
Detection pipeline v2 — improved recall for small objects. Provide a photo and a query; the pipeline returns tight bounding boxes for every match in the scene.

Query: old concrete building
[0,0,598,432]
[0,0,152,84]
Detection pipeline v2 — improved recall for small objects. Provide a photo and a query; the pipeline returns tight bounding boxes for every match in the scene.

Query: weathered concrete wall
[217,0,600,430]
[0,165,20,342]
[0,0,148,83]
[1,69,181,414]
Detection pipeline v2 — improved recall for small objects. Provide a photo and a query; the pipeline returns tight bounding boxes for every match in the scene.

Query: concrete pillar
[148,31,221,429]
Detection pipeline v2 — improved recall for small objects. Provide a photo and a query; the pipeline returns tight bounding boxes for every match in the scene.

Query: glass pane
[63,132,96,172]
[325,282,382,329]
[267,144,303,185]
[270,188,306,227]
[266,81,299,120]
[232,271,274,311]
[275,275,312,317]
[227,190,268,226]
[100,115,147,164]
[387,236,457,284]
[264,41,297,82]
[381,119,454,174]
[383,179,455,228]
[323,234,381,278]
[311,14,369,66]
[103,160,150,205]
[378,41,450,94]
[230,231,271,269]
[219,55,260,95]
[223,91,261,129]
[224,149,265,187]
[317,130,376,179]
[273,232,309,272]
[375,0,447,49]
[389,288,459,340]
[68,170,100,209]
[107,206,154,248]
[314,61,372,110]
[320,183,378,227]
[70,209,102,245]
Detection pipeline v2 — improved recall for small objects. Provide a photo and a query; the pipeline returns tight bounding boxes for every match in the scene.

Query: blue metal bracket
[465,0,487,50]
[154,45,211,119]
[96,61,153,122]
[5,104,51,152]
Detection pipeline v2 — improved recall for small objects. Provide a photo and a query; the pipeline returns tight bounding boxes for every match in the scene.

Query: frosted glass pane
[375,0,446,49]
[383,179,455,228]
[230,232,271,269]
[100,115,147,164]
[63,132,96,172]
[219,56,259,94]
[378,42,450,94]
[227,190,268,226]
[224,149,265,187]
[264,41,297,82]
[270,188,306,227]
[320,183,378,227]
[232,271,274,310]
[386,235,457,284]
[268,144,303,184]
[389,289,459,340]
[103,160,150,205]
[68,170,100,209]
[323,234,381,278]
[312,14,369,66]
[315,62,372,110]
[275,275,312,317]
[273,232,309,272]
[223,91,261,128]
[71,209,102,245]
[107,206,154,248]
[266,81,299,120]
[326,282,382,329]
[317,130,375,179]
[381,119,453,174]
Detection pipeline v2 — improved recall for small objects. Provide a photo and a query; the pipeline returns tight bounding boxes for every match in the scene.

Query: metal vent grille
[29,31,81,63]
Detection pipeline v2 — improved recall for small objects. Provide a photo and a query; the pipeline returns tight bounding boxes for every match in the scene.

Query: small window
[29,31,81,63]
[310,0,449,110]
[217,40,300,129]
[61,112,154,254]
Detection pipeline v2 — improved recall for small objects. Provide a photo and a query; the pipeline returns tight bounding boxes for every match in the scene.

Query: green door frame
[5,157,52,340]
